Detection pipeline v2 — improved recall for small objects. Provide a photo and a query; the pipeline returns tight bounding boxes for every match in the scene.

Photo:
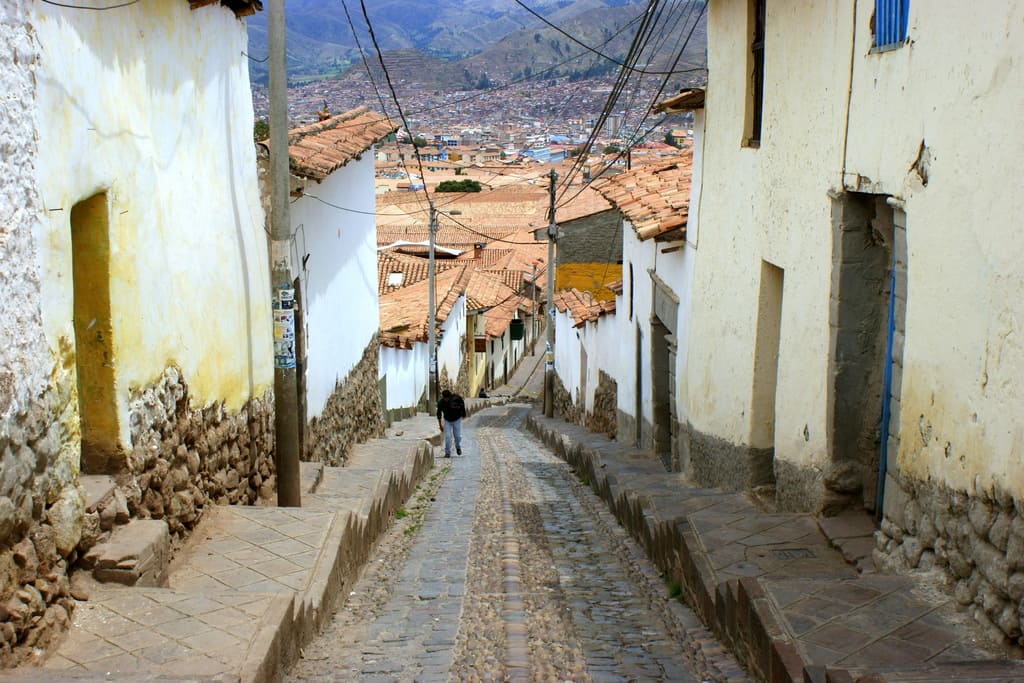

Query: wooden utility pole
[427,205,438,407]
[544,170,557,418]
[269,0,301,507]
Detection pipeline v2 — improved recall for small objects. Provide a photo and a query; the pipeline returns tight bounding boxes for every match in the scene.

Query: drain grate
[770,548,815,560]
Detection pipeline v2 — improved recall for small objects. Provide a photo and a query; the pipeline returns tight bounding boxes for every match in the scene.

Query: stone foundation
[875,474,1024,647]
[115,366,275,539]
[439,351,469,398]
[552,374,583,425]
[306,336,385,466]
[687,424,774,492]
[1,364,274,666]
[584,370,617,439]
[0,383,78,666]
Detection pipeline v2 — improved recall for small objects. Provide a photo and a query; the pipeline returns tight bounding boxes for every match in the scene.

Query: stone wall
[552,374,583,426]
[0,380,78,665]
[0,9,80,664]
[306,336,385,466]
[875,475,1024,647]
[583,370,617,439]
[439,348,469,398]
[1,363,276,665]
[115,367,275,537]
[557,211,621,264]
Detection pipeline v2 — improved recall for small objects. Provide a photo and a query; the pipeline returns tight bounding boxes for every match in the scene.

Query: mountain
[246,0,705,87]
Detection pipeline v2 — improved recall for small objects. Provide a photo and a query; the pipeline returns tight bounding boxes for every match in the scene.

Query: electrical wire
[39,0,140,8]
[356,0,441,232]
[514,0,700,77]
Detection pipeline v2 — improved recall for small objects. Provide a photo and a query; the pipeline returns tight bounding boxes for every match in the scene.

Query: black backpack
[449,394,465,414]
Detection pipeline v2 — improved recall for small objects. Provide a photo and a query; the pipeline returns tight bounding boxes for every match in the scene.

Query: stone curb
[523,412,1024,683]
[239,592,295,683]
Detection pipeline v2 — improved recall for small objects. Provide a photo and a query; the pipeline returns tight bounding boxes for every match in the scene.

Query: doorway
[749,261,783,471]
[829,194,905,512]
[71,192,121,474]
[651,318,673,469]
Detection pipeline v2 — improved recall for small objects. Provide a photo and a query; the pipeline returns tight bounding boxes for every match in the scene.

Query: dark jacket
[437,393,467,422]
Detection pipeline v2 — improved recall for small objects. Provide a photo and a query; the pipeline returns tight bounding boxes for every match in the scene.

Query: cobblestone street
[287,405,746,682]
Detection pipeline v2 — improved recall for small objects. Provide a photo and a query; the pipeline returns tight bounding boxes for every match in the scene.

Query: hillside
[246,0,705,86]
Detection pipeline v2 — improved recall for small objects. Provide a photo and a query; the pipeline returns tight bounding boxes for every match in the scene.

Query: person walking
[437,389,467,457]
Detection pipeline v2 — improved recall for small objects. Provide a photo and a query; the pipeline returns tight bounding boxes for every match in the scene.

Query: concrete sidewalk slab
[525,411,1021,683]
[7,414,437,683]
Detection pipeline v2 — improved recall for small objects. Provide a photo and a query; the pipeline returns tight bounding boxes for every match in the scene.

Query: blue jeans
[443,418,462,455]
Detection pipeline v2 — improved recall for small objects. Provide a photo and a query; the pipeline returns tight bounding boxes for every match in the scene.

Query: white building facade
[685,0,1024,645]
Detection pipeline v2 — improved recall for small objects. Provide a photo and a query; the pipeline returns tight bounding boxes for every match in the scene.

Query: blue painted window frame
[874,0,909,50]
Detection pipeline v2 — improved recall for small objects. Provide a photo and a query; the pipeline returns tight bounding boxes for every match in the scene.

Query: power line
[358,0,434,217]
[39,0,140,8]
[513,0,699,77]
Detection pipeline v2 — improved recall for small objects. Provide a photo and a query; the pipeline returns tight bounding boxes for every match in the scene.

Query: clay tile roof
[466,269,518,313]
[607,280,624,295]
[379,264,472,349]
[286,107,397,181]
[593,152,692,242]
[553,288,616,328]
[556,185,615,223]
[377,251,461,295]
[188,0,261,17]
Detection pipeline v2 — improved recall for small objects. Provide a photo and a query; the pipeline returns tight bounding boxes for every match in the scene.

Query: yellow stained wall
[556,263,619,302]
[33,3,273,457]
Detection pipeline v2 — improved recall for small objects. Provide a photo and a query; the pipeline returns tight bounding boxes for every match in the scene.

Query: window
[746,0,767,146]
[873,0,909,50]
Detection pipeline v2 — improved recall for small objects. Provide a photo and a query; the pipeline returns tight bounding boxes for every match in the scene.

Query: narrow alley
[286,405,746,683]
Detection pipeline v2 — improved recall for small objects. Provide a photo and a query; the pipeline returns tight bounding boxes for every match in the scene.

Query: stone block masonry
[876,473,1024,649]
[306,336,386,466]
[0,363,275,666]
[119,366,275,538]
[553,372,617,440]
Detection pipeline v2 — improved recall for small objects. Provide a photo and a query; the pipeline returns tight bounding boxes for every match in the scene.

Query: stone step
[79,475,116,514]
[79,519,170,587]
[822,659,1024,682]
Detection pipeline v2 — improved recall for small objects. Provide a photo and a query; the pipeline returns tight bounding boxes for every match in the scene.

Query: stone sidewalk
[3,411,471,683]
[526,413,1024,683]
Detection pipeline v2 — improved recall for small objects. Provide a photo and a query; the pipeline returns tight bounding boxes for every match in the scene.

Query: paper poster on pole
[273,287,296,368]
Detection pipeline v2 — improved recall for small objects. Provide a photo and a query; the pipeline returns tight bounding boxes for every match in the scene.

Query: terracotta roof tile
[379,264,472,349]
[284,107,397,181]
[553,288,616,328]
[593,152,692,242]
[556,184,615,223]
[377,251,461,295]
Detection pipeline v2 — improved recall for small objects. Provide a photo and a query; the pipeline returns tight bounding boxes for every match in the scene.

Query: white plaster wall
[553,308,580,396]
[656,244,696,423]
[1,3,51,414]
[685,0,850,468]
[438,296,466,384]
[289,155,378,418]
[577,312,619,412]
[33,1,272,443]
[379,342,428,411]
[841,3,1024,494]
[616,230,657,428]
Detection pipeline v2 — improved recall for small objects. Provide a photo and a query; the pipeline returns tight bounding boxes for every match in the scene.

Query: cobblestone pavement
[287,405,747,683]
